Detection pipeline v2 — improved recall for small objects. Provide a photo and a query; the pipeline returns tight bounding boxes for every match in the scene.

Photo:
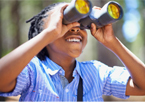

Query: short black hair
[26,2,65,61]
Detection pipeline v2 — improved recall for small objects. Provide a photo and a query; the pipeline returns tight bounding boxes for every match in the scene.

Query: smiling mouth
[66,38,81,42]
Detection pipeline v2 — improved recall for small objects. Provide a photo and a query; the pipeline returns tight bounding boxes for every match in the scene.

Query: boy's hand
[43,4,80,42]
[90,23,115,47]
[90,7,116,49]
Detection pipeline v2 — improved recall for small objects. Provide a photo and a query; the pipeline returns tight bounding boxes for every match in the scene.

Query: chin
[72,55,80,58]
[69,51,82,58]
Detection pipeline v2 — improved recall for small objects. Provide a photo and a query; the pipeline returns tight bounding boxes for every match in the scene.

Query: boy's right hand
[43,4,80,42]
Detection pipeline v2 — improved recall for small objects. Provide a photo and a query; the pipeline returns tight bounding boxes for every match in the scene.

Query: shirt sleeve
[102,66,130,99]
[0,66,31,97]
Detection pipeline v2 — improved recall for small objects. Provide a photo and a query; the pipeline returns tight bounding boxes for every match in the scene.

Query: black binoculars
[63,0,123,29]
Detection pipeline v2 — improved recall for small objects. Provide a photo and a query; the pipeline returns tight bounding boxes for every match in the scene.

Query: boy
[0,2,145,101]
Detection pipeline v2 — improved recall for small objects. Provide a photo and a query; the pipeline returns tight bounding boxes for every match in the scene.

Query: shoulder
[23,56,44,73]
[78,60,111,77]
[27,56,43,68]
[79,60,110,69]
[29,56,41,65]
[78,60,113,78]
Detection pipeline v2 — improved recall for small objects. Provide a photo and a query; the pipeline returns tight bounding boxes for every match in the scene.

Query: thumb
[66,22,80,30]
[61,22,80,35]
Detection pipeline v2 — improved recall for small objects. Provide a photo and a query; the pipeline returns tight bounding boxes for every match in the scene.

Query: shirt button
[73,97,76,100]
[65,89,69,93]
[60,70,62,74]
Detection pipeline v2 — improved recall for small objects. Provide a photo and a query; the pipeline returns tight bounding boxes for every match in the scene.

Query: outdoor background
[0,0,145,101]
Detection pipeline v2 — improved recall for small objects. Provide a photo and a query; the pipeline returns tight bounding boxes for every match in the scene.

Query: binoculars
[63,0,123,29]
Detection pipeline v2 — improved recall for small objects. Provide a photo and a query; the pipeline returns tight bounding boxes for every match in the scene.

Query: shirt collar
[42,57,82,78]
[73,60,83,78]
[42,57,86,95]
[42,57,62,75]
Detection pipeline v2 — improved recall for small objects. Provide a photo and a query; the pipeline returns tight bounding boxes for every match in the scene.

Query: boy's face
[47,27,87,58]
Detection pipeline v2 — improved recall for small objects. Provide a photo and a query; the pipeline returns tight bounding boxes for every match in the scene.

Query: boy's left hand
[90,6,117,49]
[90,23,116,49]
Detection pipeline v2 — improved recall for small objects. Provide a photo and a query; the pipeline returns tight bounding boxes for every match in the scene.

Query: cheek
[49,40,67,53]
[83,31,88,49]
[49,43,62,51]
[82,37,87,49]
[47,42,59,52]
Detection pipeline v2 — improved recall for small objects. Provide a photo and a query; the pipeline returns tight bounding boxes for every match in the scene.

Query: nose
[69,27,80,33]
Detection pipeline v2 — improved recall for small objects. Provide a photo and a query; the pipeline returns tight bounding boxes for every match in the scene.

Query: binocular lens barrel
[63,0,92,24]
[108,3,120,19]
[79,1,123,29]
[75,0,90,14]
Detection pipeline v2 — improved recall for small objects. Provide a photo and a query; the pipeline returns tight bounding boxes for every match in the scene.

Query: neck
[49,54,76,82]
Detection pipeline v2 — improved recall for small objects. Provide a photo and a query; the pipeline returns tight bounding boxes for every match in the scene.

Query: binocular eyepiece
[63,0,123,29]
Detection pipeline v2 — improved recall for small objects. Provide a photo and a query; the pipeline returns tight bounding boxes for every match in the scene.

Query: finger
[61,22,80,34]
[90,23,97,35]
[54,3,69,20]
[66,22,80,30]
[51,4,67,20]
[53,3,68,14]
[59,3,69,13]
[101,27,105,35]
[51,3,69,16]
[106,23,112,26]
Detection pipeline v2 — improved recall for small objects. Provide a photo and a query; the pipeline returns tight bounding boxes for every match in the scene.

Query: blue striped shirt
[0,56,130,101]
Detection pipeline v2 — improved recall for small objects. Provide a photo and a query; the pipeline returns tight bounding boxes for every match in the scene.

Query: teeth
[67,38,81,42]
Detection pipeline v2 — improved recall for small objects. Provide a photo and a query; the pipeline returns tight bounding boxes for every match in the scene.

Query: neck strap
[77,76,83,101]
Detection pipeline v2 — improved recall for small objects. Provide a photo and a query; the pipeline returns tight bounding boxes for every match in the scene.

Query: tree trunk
[0,2,6,100]
[0,0,2,58]
[11,0,20,48]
